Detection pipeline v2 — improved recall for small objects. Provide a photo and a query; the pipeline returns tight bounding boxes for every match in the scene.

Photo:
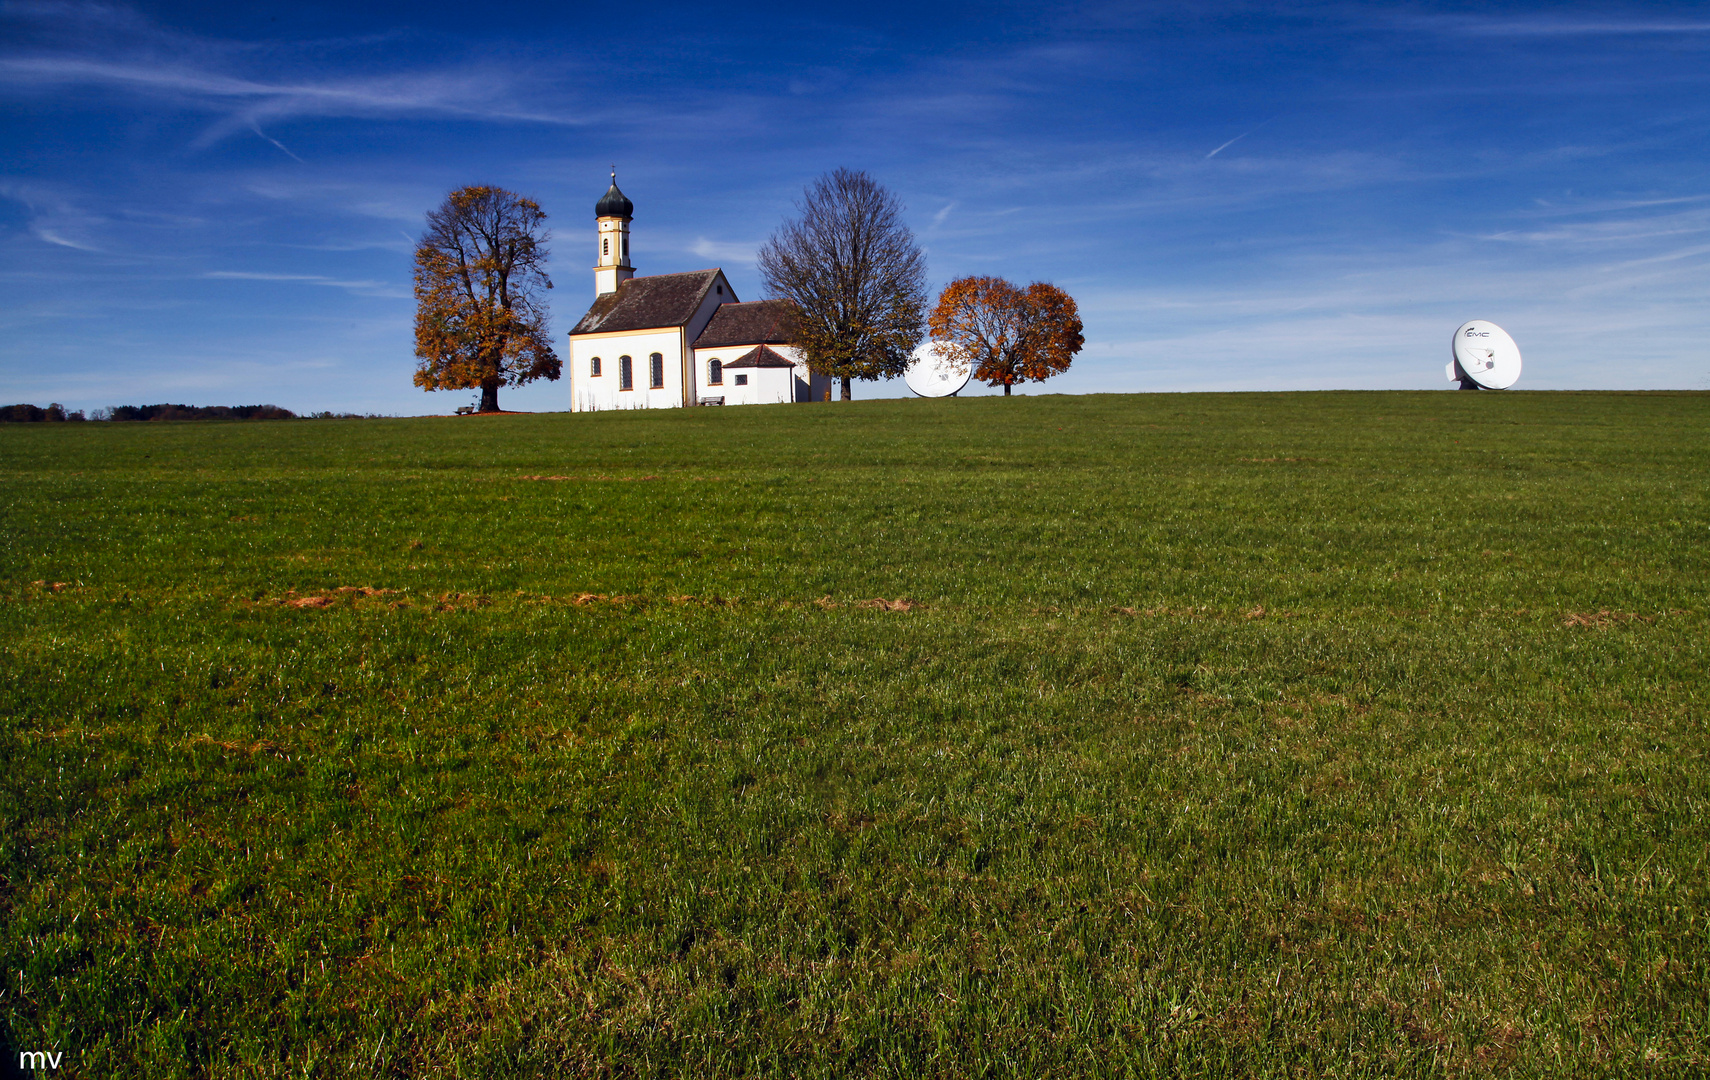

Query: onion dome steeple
[593,168,635,296]
[595,169,633,219]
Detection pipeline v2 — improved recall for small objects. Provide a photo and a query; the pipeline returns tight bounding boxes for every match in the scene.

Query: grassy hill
[3,391,1706,1076]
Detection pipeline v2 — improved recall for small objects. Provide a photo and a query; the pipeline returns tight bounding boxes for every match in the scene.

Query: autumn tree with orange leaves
[413,186,559,413]
[928,277,1083,396]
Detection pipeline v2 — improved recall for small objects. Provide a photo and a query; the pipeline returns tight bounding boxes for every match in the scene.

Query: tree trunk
[479,383,501,413]
[1003,382,1012,396]
[840,376,852,401]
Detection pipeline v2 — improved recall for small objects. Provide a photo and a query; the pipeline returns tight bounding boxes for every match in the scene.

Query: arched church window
[708,359,723,386]
[590,356,602,377]
[649,353,664,389]
[619,355,633,390]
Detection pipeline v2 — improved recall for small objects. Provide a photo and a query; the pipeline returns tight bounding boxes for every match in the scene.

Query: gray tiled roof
[723,344,798,369]
[570,270,721,336]
[693,299,797,349]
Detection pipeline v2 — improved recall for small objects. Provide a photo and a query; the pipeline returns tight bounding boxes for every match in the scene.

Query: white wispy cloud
[688,237,758,264]
[1415,15,1710,36]
[0,180,108,252]
[0,55,588,134]
[32,227,98,250]
[1469,198,1710,249]
[204,270,405,297]
[0,1,602,151]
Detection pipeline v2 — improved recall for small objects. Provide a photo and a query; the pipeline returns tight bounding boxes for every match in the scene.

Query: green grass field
[2,391,1707,1077]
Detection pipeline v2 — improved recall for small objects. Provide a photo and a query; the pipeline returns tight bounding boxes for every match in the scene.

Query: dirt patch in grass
[1562,610,1655,628]
[858,598,924,612]
[516,474,660,482]
[433,592,490,612]
[566,593,748,609]
[268,590,933,615]
[189,735,289,756]
[1110,605,1241,619]
[569,592,638,607]
[280,586,403,609]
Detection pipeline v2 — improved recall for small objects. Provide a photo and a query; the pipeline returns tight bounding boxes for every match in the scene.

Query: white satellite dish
[1449,320,1522,390]
[904,341,971,398]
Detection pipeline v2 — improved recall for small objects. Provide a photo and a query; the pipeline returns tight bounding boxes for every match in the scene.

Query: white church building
[566,174,831,411]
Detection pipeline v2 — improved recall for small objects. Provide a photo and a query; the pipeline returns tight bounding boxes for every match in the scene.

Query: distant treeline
[103,403,297,422]
[2,403,387,423]
[2,403,87,422]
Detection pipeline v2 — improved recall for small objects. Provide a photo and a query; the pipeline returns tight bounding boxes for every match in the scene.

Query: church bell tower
[594,169,634,296]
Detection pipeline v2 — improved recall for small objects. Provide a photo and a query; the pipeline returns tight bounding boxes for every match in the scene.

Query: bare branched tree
[413,186,558,414]
[758,169,927,401]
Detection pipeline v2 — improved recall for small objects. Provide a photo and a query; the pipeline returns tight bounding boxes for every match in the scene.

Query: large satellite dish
[904,341,971,398]
[1448,320,1522,390]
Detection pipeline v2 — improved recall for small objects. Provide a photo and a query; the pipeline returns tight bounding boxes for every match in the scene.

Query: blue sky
[3,1,1707,413]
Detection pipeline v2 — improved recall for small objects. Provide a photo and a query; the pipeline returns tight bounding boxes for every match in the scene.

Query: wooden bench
[697,396,725,406]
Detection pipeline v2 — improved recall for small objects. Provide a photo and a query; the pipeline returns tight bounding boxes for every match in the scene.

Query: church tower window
[602,237,609,256]
[619,355,633,390]
[708,359,722,385]
[649,353,664,389]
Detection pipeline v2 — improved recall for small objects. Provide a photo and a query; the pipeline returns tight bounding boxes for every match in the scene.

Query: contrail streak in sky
[1206,119,1272,159]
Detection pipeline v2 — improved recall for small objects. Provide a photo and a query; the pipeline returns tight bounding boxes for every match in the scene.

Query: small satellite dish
[904,341,971,398]
[1449,320,1522,390]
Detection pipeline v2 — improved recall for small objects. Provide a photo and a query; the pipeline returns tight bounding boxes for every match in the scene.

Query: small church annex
[566,174,831,411]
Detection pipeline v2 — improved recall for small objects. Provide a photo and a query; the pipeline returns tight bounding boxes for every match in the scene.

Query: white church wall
[692,346,735,403]
[716,365,793,406]
[693,343,821,407]
[569,328,684,412]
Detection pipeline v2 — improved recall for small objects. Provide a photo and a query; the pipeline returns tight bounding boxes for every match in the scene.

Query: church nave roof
[570,269,724,336]
[693,299,798,349]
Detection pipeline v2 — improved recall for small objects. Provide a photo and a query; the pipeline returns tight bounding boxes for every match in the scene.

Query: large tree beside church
[413,186,559,413]
[757,169,927,400]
